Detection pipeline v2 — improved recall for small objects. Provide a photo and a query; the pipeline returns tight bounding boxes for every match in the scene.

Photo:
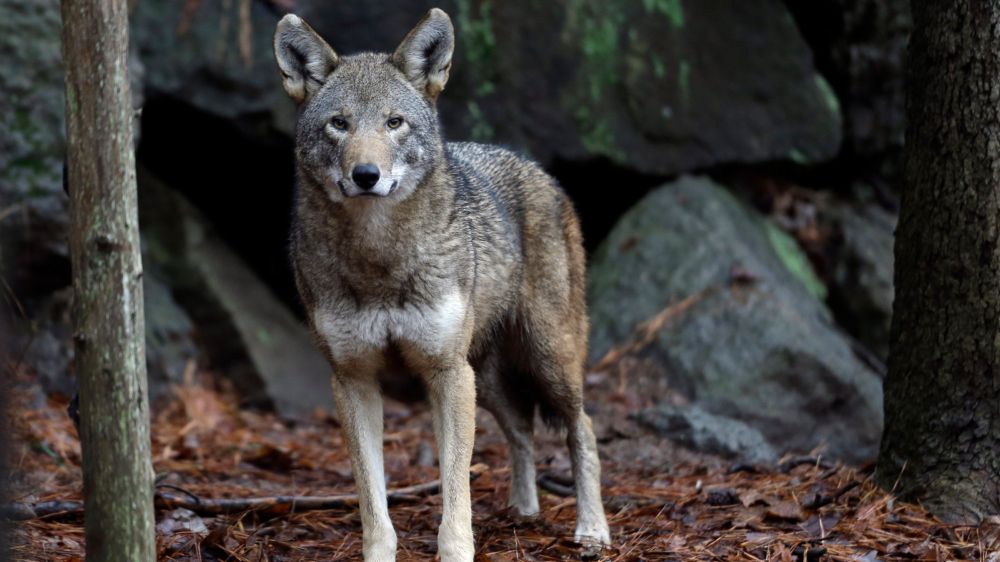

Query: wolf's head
[274,9,454,202]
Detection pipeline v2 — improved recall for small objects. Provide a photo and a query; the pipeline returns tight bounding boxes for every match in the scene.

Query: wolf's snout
[351,164,381,191]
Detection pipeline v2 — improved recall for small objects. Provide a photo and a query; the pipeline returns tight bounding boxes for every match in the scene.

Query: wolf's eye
[386,117,404,129]
[331,117,349,131]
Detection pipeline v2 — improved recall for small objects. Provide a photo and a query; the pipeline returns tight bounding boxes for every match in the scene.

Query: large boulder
[1,0,143,297]
[552,0,842,173]
[130,0,295,135]
[0,0,69,295]
[21,272,200,402]
[785,0,910,164]
[143,272,201,394]
[634,404,778,464]
[587,176,883,462]
[824,197,896,360]
[138,171,334,417]
[1,0,188,403]
[131,0,841,176]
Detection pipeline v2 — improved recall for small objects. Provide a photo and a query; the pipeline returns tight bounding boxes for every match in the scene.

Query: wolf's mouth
[337,179,399,198]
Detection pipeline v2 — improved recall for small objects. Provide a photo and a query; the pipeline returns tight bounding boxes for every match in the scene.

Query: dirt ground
[6,365,998,561]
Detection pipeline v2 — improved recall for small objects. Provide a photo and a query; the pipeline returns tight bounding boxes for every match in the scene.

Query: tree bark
[876,0,1000,524]
[61,0,156,559]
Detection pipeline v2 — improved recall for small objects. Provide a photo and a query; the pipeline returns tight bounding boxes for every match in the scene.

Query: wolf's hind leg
[517,309,611,546]
[565,408,610,545]
[476,352,539,516]
[330,374,396,561]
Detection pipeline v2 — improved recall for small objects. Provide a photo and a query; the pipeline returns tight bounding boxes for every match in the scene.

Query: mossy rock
[129,0,841,178]
[587,176,882,462]
[0,0,68,292]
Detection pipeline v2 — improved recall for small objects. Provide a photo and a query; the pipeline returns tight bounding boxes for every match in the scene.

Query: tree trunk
[61,0,156,559]
[876,0,1000,524]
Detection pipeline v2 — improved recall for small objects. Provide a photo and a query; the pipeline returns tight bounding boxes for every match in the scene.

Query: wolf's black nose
[352,164,381,190]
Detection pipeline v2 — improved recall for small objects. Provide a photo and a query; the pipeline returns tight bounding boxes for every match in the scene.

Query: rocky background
[1,0,906,464]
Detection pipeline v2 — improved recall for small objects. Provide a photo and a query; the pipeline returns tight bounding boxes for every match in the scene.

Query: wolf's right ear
[274,15,339,104]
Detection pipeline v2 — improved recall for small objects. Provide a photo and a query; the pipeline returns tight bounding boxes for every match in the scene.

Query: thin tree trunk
[61,0,156,559]
[876,0,1000,524]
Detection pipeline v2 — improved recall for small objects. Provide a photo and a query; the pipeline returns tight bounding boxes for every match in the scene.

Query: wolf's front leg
[331,374,396,561]
[426,362,477,562]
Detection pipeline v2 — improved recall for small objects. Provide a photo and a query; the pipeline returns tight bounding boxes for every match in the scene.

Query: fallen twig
[0,500,83,520]
[537,473,575,497]
[591,287,714,372]
[778,456,832,473]
[2,463,489,521]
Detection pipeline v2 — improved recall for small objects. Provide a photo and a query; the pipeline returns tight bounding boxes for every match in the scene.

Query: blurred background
[2,0,906,464]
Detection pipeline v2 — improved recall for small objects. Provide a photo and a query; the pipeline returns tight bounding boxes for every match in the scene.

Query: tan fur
[274,9,609,561]
[342,134,394,182]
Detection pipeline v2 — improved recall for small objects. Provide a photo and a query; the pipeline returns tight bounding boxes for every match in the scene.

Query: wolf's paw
[437,526,475,562]
[574,522,611,548]
[361,536,396,562]
[437,542,475,562]
[575,527,611,560]
[507,500,540,519]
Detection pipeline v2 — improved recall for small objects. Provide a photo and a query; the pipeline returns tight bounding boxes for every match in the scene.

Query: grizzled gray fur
[274,8,609,561]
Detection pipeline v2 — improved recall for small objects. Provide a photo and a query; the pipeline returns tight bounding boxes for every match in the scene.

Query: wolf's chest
[312,289,467,360]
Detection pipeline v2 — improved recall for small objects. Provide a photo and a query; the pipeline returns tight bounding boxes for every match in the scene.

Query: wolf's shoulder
[445,141,548,182]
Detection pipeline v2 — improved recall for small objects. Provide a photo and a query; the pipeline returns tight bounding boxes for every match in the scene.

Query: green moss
[455,0,497,97]
[642,0,684,28]
[565,0,627,162]
[652,57,667,79]
[579,119,622,159]
[764,221,827,301]
[814,74,840,115]
[466,100,495,142]
[788,148,808,164]
[10,156,49,175]
[256,327,272,346]
[679,59,691,106]
[580,15,621,102]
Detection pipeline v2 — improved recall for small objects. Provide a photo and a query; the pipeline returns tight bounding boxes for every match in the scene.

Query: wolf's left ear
[391,8,455,101]
[274,14,339,104]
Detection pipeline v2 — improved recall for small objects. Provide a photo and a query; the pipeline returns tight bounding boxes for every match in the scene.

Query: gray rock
[634,403,778,463]
[131,0,841,176]
[563,0,842,173]
[824,198,896,360]
[131,0,296,135]
[138,171,334,417]
[786,0,910,161]
[144,272,199,395]
[0,0,143,295]
[20,289,75,397]
[0,0,69,292]
[19,272,199,403]
[588,176,883,462]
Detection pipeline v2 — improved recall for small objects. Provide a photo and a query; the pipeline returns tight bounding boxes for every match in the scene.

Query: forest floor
[5,365,998,561]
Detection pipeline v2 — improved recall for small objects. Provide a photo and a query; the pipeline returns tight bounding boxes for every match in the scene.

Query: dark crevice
[136,95,301,315]
[548,157,667,254]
